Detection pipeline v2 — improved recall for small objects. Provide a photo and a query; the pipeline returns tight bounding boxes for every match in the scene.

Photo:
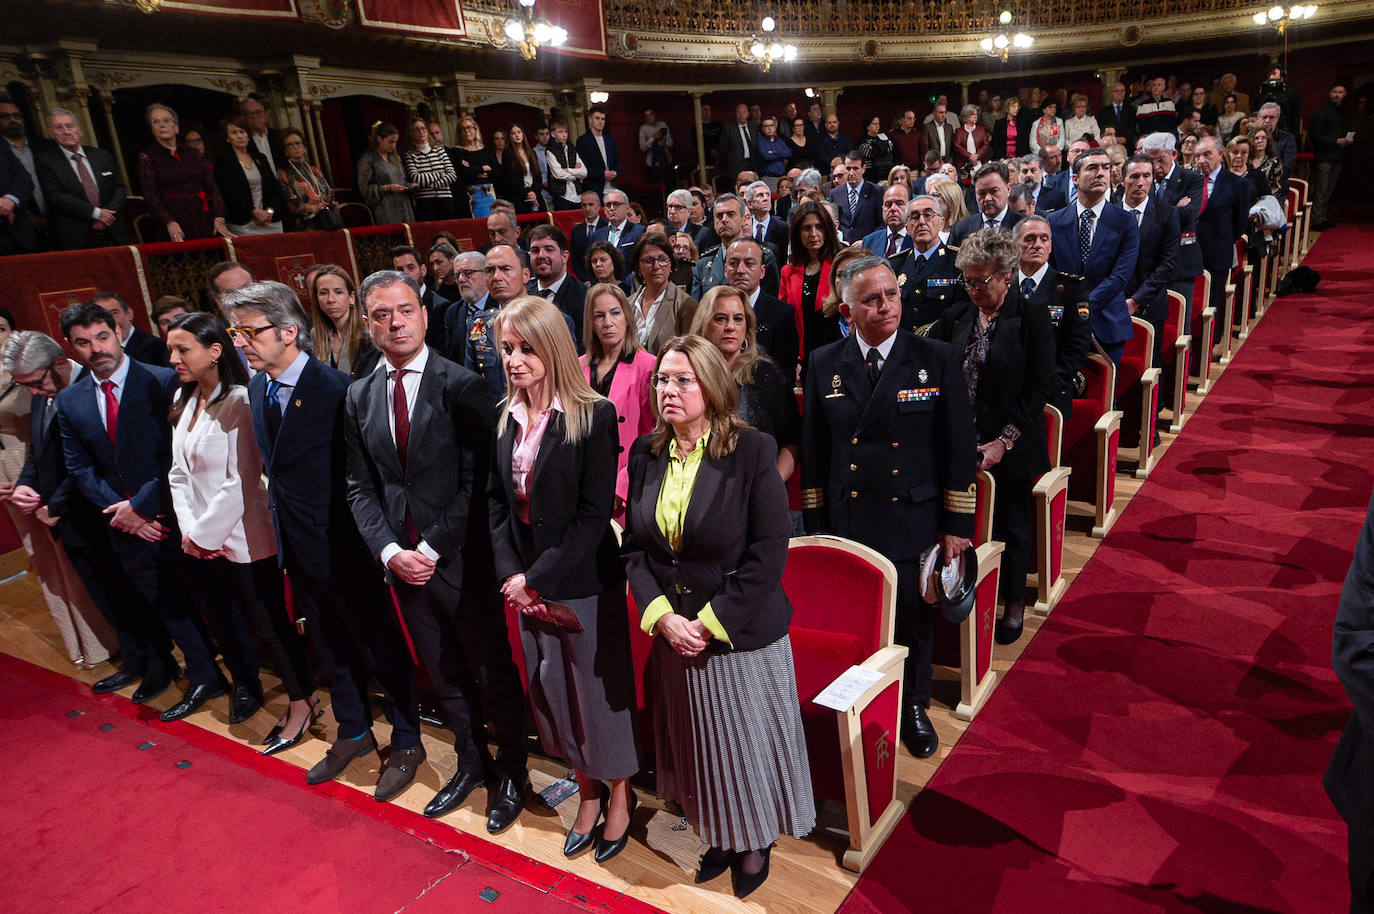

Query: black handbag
[314,206,344,231]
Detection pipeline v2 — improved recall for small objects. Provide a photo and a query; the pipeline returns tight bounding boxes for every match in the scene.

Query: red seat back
[1163,290,1185,355]
[783,539,894,659]
[974,469,995,546]
[1116,317,1153,394]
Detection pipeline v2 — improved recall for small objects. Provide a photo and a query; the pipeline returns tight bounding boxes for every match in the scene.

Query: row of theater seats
[501,181,1315,876]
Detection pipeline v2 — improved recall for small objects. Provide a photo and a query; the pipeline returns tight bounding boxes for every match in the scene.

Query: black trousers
[63,523,173,680]
[392,557,528,783]
[993,474,1034,608]
[284,552,422,748]
[893,560,935,709]
[415,197,456,222]
[204,556,314,701]
[179,554,259,689]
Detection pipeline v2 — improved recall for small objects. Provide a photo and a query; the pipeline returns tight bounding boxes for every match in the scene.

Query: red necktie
[391,369,419,545]
[74,153,100,207]
[101,380,118,446]
[1200,175,1211,213]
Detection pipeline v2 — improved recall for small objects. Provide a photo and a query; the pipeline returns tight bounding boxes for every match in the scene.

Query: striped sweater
[403,145,456,199]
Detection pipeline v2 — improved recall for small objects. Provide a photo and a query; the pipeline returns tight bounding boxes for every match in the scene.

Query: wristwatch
[998,434,1015,451]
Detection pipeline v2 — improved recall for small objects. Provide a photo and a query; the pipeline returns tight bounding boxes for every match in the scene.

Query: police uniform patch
[898,387,940,402]
[1077,305,1090,319]
[897,272,907,287]
[918,368,929,384]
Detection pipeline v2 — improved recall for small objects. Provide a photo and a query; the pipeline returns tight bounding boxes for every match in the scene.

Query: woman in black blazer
[488,295,639,864]
[928,228,1054,646]
[214,116,286,235]
[991,97,1030,159]
[622,334,814,900]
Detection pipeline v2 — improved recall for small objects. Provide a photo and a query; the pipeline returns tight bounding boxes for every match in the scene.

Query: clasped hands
[388,549,436,586]
[659,613,711,658]
[502,573,551,622]
[104,499,168,542]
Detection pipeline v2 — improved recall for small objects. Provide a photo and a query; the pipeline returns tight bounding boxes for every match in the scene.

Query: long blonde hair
[689,285,766,385]
[932,179,967,224]
[648,335,743,460]
[493,296,602,443]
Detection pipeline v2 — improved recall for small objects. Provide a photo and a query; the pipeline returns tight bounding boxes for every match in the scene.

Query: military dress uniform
[892,244,963,335]
[801,329,977,748]
[1022,268,1092,419]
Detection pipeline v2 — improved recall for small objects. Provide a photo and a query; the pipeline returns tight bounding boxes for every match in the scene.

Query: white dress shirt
[855,329,898,372]
[1074,196,1108,247]
[61,147,104,219]
[92,350,132,426]
[378,346,441,566]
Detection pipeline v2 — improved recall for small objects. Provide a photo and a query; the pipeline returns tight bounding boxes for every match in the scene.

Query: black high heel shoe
[593,789,639,864]
[261,699,322,757]
[563,783,608,858]
[732,845,772,900]
[696,846,731,884]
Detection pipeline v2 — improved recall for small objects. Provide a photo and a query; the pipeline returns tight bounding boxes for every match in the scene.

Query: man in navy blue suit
[861,183,914,258]
[575,105,620,197]
[1119,155,1180,367]
[224,281,424,801]
[1192,135,1251,328]
[55,301,227,712]
[1049,148,1139,364]
[588,188,644,280]
[568,189,606,283]
[826,151,881,242]
[1018,155,1067,214]
[1142,132,1204,323]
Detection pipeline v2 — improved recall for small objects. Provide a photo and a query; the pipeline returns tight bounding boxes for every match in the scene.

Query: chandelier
[1252,4,1317,33]
[980,10,1033,62]
[503,0,568,60]
[745,15,798,73]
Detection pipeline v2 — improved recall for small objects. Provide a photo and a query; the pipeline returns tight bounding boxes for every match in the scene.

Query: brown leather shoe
[305,732,378,785]
[375,743,426,802]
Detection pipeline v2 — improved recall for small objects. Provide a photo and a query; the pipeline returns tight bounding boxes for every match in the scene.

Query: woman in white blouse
[1063,96,1101,145]
[166,312,319,754]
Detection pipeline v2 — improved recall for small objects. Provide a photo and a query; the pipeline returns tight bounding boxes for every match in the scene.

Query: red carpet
[0,657,594,913]
[841,225,1372,913]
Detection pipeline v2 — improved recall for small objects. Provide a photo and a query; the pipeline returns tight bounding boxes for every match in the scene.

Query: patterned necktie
[1155,177,1166,200]
[755,222,765,243]
[265,379,284,442]
[100,380,118,445]
[985,217,999,232]
[865,347,882,386]
[74,153,100,207]
[848,186,858,221]
[885,232,899,256]
[1078,208,1095,267]
[1021,277,1035,300]
[740,125,751,158]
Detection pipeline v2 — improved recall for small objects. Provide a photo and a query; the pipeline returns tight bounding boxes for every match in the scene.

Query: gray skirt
[653,634,816,852]
[520,589,640,781]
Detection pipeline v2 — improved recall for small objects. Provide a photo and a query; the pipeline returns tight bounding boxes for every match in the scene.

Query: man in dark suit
[1018,155,1067,214]
[0,133,38,256]
[391,244,451,352]
[575,105,620,197]
[692,196,779,300]
[725,238,799,382]
[742,181,789,261]
[1049,149,1139,364]
[827,151,882,243]
[718,103,759,188]
[345,271,528,831]
[55,302,228,714]
[1015,215,1092,418]
[91,292,168,367]
[1097,82,1137,150]
[239,94,287,175]
[948,162,1025,247]
[526,224,587,350]
[35,108,126,251]
[1193,135,1251,329]
[1142,131,1204,323]
[589,188,644,279]
[862,183,914,258]
[1327,490,1374,914]
[801,254,977,759]
[5,330,152,692]
[223,280,423,800]
[569,190,606,283]
[894,194,963,333]
[816,112,853,171]
[1119,155,1180,368]
[921,103,957,165]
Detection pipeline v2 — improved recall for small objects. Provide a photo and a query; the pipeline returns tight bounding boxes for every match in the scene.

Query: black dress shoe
[563,783,607,857]
[486,777,527,834]
[901,704,939,758]
[733,846,772,900]
[594,789,639,863]
[160,677,230,722]
[425,769,491,819]
[995,602,1025,646]
[131,666,180,704]
[375,743,426,802]
[306,732,378,785]
[92,669,141,694]
[696,846,732,884]
[228,682,264,724]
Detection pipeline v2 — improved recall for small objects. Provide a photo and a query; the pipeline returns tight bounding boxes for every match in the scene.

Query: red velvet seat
[1188,270,1217,394]
[1157,290,1192,434]
[933,471,1001,719]
[1116,317,1161,478]
[1031,406,1071,616]
[1062,353,1122,537]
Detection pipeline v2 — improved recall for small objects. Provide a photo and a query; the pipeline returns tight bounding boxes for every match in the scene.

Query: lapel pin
[294,399,302,407]
[825,374,845,398]
[918,368,929,384]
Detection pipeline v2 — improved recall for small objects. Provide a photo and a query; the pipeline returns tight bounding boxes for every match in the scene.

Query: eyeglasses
[651,373,698,392]
[15,366,51,392]
[907,210,943,223]
[0,112,23,121]
[959,275,1007,292]
[640,255,671,267]
[226,324,276,341]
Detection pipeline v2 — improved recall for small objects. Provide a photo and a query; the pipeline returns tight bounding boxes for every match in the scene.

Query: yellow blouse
[639,431,731,645]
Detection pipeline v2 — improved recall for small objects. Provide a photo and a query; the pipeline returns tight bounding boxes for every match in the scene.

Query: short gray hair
[603,188,629,206]
[908,194,945,219]
[455,250,484,270]
[1019,154,1041,169]
[358,269,422,313]
[1013,214,1051,242]
[960,104,980,120]
[745,180,770,200]
[221,281,313,354]
[955,227,1019,274]
[1,331,64,377]
[146,103,178,125]
[795,168,823,191]
[1258,101,1281,117]
[48,107,77,126]
[666,188,693,209]
[1140,131,1177,152]
[713,192,743,215]
[838,254,892,304]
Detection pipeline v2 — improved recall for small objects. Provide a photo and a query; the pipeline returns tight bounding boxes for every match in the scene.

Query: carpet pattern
[841,225,1371,913]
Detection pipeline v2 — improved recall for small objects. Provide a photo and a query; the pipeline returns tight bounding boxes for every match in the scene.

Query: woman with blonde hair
[489,296,639,864]
[310,265,379,379]
[930,178,967,230]
[622,334,813,899]
[884,164,914,196]
[690,286,800,481]
[580,283,657,520]
[454,115,496,218]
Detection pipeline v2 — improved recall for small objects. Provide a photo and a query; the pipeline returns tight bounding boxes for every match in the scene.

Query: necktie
[885,232,899,256]
[391,369,419,545]
[265,379,284,442]
[41,397,56,439]
[740,125,751,158]
[755,222,765,243]
[865,347,883,386]
[1078,208,1095,267]
[848,186,858,221]
[985,217,999,231]
[100,380,118,446]
[609,225,619,246]
[74,153,100,207]
[1200,175,1211,212]
[538,288,554,300]
[1155,177,1165,200]
[1115,104,1122,120]
[1021,277,1035,300]
[1133,207,1143,225]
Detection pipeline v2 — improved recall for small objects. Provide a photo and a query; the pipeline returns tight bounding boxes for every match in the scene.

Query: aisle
[840,224,1373,914]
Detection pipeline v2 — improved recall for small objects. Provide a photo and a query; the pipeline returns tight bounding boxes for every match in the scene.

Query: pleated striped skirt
[652,634,816,852]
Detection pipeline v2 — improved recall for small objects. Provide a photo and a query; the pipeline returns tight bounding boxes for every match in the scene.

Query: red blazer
[780,259,834,363]
[581,348,657,518]
[953,125,990,170]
